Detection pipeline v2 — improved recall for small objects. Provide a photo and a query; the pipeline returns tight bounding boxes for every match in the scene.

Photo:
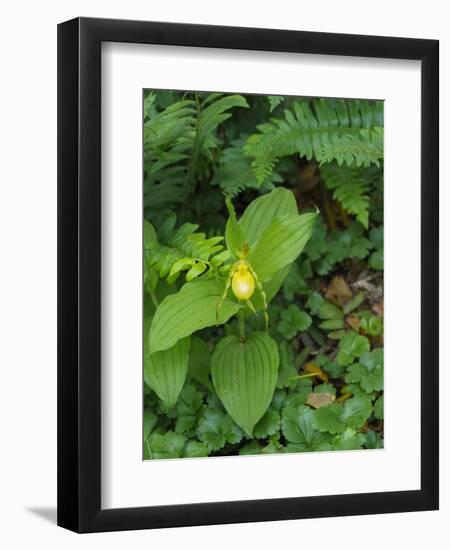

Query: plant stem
[238,310,246,343]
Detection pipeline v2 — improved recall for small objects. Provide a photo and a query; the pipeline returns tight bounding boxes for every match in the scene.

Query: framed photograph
[57,17,439,533]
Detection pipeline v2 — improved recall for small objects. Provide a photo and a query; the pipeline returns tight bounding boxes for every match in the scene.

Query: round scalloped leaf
[211,332,279,437]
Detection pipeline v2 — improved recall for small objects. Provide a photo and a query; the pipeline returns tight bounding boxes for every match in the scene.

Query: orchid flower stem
[239,309,246,343]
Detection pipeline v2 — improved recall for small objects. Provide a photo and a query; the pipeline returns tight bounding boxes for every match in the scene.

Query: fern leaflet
[144,218,230,287]
[244,98,384,183]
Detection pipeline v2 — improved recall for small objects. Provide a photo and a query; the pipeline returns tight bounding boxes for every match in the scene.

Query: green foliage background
[143,90,384,459]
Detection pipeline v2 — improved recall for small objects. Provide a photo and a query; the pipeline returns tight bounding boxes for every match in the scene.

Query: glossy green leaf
[148,432,186,459]
[277,304,312,339]
[364,430,383,449]
[144,337,190,411]
[330,428,365,450]
[239,187,298,247]
[373,395,384,420]
[148,431,208,459]
[336,331,370,366]
[282,405,332,451]
[211,332,279,436]
[345,348,384,393]
[149,279,240,353]
[248,213,317,282]
[253,409,281,438]
[173,383,204,435]
[313,393,372,434]
[196,408,243,451]
[341,393,373,429]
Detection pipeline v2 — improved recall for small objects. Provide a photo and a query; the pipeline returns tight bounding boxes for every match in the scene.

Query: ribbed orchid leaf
[149,279,239,354]
[211,332,279,436]
[249,213,317,282]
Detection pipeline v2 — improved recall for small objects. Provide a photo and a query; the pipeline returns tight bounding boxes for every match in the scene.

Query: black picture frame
[57,16,439,533]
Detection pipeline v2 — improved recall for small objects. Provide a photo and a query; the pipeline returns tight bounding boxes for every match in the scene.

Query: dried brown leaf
[306,392,336,409]
[325,276,352,306]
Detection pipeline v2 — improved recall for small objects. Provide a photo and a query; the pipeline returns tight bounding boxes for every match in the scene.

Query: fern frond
[143,93,248,209]
[144,218,230,285]
[320,128,384,168]
[320,163,382,229]
[244,98,384,183]
[267,95,284,112]
[332,180,370,228]
[184,94,249,198]
[211,138,281,197]
[144,99,196,209]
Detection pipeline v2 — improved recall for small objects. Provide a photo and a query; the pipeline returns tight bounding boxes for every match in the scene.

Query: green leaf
[239,187,298,247]
[284,379,313,407]
[251,265,291,312]
[320,127,384,168]
[321,359,344,380]
[267,95,284,112]
[144,220,158,248]
[244,98,383,183]
[148,432,209,459]
[318,302,344,320]
[225,195,245,256]
[305,291,325,314]
[150,279,240,353]
[211,332,279,436]
[212,139,282,197]
[313,394,372,434]
[320,163,372,228]
[369,249,383,270]
[345,349,384,393]
[282,263,310,300]
[143,409,158,441]
[365,430,383,449]
[359,313,383,336]
[239,440,282,456]
[196,408,243,451]
[239,441,263,455]
[282,405,332,451]
[277,304,312,339]
[144,337,190,411]
[186,262,207,281]
[331,428,365,450]
[373,395,384,420]
[146,218,227,285]
[313,403,346,434]
[188,336,212,389]
[173,383,204,434]
[183,440,209,457]
[253,409,281,438]
[336,332,370,366]
[276,341,297,389]
[148,432,186,459]
[249,213,317,282]
[341,393,373,429]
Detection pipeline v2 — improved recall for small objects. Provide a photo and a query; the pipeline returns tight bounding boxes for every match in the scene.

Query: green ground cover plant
[143,91,384,459]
